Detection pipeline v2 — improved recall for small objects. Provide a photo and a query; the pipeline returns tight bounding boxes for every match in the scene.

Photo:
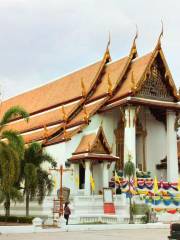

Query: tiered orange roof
[0,61,104,116]
[1,34,179,145]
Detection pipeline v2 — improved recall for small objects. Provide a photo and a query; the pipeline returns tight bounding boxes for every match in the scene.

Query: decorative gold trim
[107,73,113,96]
[63,124,67,140]
[43,124,49,139]
[61,105,68,122]
[83,105,89,123]
[135,32,178,100]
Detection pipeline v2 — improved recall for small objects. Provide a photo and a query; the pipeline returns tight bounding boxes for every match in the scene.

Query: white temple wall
[93,164,103,194]
[44,142,66,195]
[145,109,167,180]
[44,109,119,195]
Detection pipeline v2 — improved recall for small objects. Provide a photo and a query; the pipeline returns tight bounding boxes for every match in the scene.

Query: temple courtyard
[0,229,169,240]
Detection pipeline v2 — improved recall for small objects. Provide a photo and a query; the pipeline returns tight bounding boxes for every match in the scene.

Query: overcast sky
[0,0,180,100]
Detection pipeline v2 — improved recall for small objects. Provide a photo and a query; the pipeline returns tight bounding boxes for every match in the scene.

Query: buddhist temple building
[0,31,180,217]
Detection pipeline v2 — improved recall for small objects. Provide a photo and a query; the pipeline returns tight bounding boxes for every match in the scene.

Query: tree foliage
[21,142,56,216]
[0,106,29,216]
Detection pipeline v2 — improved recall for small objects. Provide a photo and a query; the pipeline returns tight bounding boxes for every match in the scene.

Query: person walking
[64,202,71,225]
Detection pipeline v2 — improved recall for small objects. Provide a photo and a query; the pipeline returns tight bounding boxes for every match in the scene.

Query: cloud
[0,0,179,99]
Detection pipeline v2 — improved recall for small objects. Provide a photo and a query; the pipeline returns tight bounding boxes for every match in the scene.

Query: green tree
[0,106,29,217]
[21,142,56,216]
[124,153,136,224]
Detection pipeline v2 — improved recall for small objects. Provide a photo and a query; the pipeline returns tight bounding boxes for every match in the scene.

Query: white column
[84,161,91,195]
[124,106,136,166]
[166,110,178,182]
[103,162,109,188]
[73,164,79,195]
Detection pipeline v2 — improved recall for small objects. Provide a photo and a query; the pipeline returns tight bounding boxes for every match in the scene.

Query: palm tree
[124,153,135,224]
[0,106,29,217]
[21,142,56,216]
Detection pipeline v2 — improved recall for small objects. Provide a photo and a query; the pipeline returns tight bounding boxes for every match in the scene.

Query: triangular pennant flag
[134,177,138,188]
[90,174,95,192]
[153,176,159,194]
[115,171,120,184]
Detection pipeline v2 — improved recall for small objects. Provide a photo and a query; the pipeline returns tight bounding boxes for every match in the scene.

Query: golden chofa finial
[83,105,89,123]
[61,105,68,122]
[131,25,138,58]
[107,73,113,96]
[156,20,164,50]
[43,125,49,139]
[103,32,112,62]
[131,71,136,93]
[129,25,138,59]
[63,124,67,140]
[81,78,86,97]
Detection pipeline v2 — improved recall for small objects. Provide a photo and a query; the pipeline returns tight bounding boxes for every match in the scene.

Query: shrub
[141,215,148,224]
[0,215,33,224]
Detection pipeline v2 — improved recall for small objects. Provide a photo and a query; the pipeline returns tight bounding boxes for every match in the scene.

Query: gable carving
[90,127,111,154]
[137,61,174,101]
[91,138,108,154]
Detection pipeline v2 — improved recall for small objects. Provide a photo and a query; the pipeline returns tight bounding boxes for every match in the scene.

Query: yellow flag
[75,175,79,188]
[134,177,138,188]
[153,176,159,194]
[115,171,120,183]
[177,178,180,192]
[90,174,95,192]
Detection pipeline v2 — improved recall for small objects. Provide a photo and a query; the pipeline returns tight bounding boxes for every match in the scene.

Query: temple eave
[68,153,119,163]
[100,96,180,113]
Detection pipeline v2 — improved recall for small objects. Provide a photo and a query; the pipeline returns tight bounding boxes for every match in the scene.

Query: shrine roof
[69,153,119,162]
[72,126,111,155]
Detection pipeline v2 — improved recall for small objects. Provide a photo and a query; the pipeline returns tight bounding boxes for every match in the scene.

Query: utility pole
[49,165,73,217]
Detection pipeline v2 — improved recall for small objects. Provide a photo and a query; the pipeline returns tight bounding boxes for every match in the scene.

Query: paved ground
[0,229,169,240]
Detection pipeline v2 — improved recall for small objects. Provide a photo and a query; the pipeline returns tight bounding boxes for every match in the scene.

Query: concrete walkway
[0,228,170,240]
[0,222,169,234]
